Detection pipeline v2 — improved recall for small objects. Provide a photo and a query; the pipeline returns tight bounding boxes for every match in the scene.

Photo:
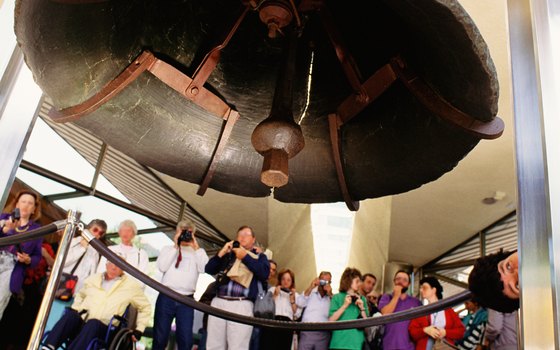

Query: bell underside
[14,0,501,205]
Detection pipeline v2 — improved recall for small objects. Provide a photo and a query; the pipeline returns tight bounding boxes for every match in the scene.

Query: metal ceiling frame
[19,159,225,250]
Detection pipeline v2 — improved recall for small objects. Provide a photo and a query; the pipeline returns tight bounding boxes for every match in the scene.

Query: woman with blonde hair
[329,267,369,350]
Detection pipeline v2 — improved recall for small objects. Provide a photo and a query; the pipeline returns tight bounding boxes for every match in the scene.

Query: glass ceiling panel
[54,196,158,232]
[15,168,73,195]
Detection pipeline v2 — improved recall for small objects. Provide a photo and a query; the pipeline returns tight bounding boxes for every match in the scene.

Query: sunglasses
[90,227,106,236]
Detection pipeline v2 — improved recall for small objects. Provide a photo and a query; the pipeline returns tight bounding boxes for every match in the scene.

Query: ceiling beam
[19,159,226,247]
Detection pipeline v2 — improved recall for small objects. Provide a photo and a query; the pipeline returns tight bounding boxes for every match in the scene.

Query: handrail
[0,220,66,247]
[27,211,81,350]
[87,234,471,330]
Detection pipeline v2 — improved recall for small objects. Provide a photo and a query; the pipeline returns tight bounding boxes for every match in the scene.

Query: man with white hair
[152,220,209,350]
[42,259,152,350]
[97,220,149,279]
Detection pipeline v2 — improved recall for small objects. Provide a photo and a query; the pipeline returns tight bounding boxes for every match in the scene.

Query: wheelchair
[42,305,138,350]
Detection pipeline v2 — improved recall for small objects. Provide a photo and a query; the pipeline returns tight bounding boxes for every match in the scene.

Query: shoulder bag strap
[70,249,88,275]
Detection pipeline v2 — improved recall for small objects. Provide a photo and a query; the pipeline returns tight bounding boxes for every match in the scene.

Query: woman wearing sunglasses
[64,219,108,292]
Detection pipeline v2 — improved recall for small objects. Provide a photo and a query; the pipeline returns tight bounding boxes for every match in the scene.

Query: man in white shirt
[152,220,209,350]
[296,271,333,350]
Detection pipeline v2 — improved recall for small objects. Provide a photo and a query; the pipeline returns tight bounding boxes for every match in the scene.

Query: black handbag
[55,250,86,301]
[253,281,275,319]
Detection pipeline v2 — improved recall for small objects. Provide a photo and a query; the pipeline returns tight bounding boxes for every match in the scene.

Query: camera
[319,279,329,286]
[280,287,291,293]
[401,286,408,294]
[232,240,240,249]
[178,229,193,244]
[11,208,20,222]
[351,295,359,303]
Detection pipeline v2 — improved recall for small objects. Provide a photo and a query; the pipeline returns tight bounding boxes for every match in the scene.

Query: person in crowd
[153,220,209,350]
[409,277,465,350]
[456,298,488,350]
[67,219,108,292]
[482,308,517,350]
[97,220,149,279]
[41,258,152,350]
[379,270,421,350]
[204,225,270,350]
[269,259,278,286]
[0,190,42,321]
[261,268,302,349]
[359,273,377,314]
[249,258,279,350]
[329,267,369,350]
[468,250,519,313]
[359,273,376,297]
[366,291,381,315]
[45,219,108,333]
[198,280,217,350]
[364,290,383,350]
[297,271,333,350]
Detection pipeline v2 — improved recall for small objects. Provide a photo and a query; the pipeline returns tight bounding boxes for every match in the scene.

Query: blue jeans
[153,293,194,350]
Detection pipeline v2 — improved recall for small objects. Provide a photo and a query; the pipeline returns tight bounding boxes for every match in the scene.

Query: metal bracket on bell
[328,113,360,212]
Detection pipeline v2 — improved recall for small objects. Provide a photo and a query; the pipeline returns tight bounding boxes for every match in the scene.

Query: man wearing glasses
[378,270,421,350]
[296,271,333,350]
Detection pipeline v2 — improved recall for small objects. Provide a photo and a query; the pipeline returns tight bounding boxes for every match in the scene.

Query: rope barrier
[89,238,472,330]
[0,220,66,247]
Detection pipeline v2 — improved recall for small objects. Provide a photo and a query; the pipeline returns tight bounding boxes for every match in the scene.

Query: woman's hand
[289,288,296,303]
[423,325,440,339]
[355,297,364,309]
[343,294,352,307]
[16,252,31,265]
[274,285,281,297]
[3,219,16,233]
[436,328,446,339]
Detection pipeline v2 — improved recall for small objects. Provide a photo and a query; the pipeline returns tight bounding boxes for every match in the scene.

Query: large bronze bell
[14,0,504,210]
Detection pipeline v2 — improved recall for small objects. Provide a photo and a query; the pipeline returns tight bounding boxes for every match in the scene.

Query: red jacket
[409,308,465,350]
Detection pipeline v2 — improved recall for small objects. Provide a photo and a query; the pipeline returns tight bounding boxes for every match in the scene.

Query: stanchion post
[27,209,81,350]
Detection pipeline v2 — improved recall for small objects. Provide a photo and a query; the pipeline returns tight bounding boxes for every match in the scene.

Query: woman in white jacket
[64,219,108,292]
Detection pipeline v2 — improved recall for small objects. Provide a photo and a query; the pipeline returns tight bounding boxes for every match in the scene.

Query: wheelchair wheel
[108,328,134,350]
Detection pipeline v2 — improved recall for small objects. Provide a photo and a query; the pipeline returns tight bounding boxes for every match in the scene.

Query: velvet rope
[89,238,471,330]
[0,221,65,247]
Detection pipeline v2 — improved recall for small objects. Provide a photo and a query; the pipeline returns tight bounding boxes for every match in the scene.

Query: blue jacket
[205,249,269,301]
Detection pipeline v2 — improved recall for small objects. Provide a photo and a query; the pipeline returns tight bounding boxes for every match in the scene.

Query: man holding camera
[296,271,333,350]
[152,220,209,350]
[205,226,270,350]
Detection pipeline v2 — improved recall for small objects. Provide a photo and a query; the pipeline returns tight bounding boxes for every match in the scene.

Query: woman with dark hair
[329,267,369,350]
[468,250,519,313]
[0,190,43,320]
[409,276,465,350]
[260,268,302,349]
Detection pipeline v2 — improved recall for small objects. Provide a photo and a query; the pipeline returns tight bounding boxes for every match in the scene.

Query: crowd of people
[0,189,520,350]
